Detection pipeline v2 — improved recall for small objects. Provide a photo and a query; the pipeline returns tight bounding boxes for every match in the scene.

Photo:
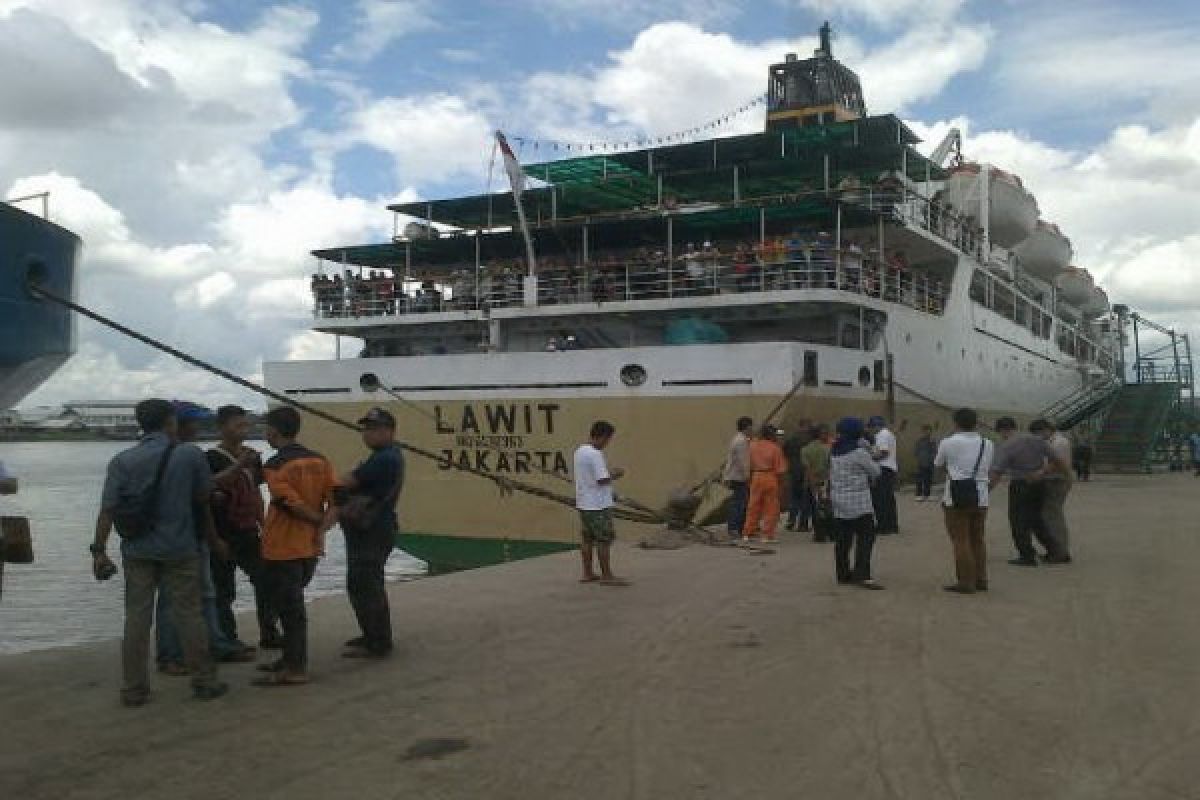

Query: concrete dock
[3,473,1200,800]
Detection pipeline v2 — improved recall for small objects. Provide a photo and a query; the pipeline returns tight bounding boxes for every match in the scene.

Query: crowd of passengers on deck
[312,233,947,318]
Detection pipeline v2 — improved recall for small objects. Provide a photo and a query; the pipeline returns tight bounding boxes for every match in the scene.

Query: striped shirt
[829,446,881,519]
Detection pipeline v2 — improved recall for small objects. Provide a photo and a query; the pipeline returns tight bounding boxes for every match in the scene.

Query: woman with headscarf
[829,417,884,589]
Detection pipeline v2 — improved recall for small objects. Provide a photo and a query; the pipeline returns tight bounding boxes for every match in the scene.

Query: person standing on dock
[1189,428,1200,477]
[783,422,813,532]
[722,417,753,542]
[913,425,937,502]
[742,424,788,544]
[1036,420,1074,564]
[867,416,899,533]
[802,424,833,542]
[336,407,404,659]
[155,403,255,672]
[989,418,1066,567]
[256,407,337,686]
[0,459,17,602]
[89,398,228,706]
[207,405,279,650]
[935,409,994,594]
[574,421,626,584]
[830,417,884,589]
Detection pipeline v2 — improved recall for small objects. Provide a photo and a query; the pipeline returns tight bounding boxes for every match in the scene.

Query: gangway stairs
[1092,383,1180,472]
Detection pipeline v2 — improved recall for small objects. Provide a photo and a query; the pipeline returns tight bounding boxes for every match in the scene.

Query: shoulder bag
[340,456,402,533]
[112,443,177,540]
[949,439,986,509]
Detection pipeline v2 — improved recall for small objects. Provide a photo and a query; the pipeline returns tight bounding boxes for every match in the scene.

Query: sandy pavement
[3,472,1199,800]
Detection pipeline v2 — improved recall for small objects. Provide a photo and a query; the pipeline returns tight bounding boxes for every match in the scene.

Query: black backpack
[112,443,177,540]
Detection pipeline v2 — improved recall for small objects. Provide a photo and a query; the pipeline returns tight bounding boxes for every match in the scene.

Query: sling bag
[112,443,177,540]
[949,439,986,509]
[339,449,403,533]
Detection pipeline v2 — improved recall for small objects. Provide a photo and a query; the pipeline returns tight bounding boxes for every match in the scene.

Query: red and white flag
[495,131,525,198]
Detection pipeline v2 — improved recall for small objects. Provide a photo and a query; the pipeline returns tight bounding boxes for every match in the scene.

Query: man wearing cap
[337,407,404,659]
[867,416,899,534]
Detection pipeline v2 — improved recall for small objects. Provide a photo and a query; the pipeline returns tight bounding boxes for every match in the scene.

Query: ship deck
[3,473,1199,799]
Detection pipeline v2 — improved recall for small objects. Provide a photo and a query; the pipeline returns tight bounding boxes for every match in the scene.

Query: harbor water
[0,440,426,655]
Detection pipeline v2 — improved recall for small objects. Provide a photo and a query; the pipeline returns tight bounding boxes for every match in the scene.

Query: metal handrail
[311,253,949,320]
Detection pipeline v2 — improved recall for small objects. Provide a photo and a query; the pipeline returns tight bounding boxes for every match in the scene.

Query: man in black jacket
[337,407,404,659]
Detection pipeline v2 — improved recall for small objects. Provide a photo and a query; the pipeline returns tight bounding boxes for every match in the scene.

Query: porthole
[857,366,871,386]
[620,364,647,387]
[936,341,943,353]
[905,333,912,344]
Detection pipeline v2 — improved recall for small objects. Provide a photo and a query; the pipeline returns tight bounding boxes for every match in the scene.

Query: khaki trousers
[943,507,988,589]
[1041,479,1073,556]
[123,556,217,697]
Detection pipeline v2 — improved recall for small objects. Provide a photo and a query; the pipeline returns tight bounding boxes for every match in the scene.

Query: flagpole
[496,131,538,278]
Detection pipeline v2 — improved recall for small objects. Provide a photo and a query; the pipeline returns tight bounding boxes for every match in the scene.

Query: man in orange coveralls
[742,424,788,543]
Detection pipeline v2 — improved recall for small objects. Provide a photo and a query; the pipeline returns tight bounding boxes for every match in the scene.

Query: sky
[4,0,1199,408]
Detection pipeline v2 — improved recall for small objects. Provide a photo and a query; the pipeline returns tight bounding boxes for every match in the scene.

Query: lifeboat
[943,163,1038,249]
[1015,220,1072,282]
[1079,285,1110,318]
[1056,267,1094,306]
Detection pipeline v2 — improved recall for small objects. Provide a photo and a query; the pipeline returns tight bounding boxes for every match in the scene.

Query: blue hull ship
[0,200,80,409]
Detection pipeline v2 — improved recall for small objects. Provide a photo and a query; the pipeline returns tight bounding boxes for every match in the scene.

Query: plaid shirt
[829,446,881,519]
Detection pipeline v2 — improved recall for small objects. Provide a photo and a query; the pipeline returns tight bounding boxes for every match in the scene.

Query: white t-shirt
[874,428,898,471]
[933,432,994,508]
[574,444,613,511]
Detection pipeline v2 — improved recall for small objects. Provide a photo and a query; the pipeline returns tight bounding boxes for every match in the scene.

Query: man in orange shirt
[742,424,788,543]
[254,406,337,687]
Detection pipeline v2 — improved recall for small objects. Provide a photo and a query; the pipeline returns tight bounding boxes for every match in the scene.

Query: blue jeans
[157,545,244,664]
[727,481,749,535]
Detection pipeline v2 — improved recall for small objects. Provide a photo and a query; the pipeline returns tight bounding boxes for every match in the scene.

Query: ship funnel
[818,20,833,57]
[785,52,798,62]
[359,372,382,393]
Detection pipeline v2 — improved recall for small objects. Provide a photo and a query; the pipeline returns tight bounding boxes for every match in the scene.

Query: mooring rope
[27,281,680,526]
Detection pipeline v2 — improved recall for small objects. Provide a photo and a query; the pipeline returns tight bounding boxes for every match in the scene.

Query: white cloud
[173,271,236,310]
[9,172,390,408]
[0,1,315,241]
[528,0,742,30]
[332,0,439,63]
[995,8,1200,125]
[339,93,496,185]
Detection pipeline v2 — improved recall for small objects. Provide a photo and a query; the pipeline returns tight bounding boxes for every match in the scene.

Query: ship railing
[311,252,947,321]
[840,187,987,261]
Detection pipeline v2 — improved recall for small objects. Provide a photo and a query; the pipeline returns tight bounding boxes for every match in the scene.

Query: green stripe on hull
[395,532,577,574]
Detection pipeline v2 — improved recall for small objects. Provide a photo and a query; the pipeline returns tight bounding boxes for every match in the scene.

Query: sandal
[251,671,309,688]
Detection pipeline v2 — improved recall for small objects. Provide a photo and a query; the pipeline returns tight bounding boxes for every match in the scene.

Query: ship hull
[0,203,80,409]
[267,282,1097,571]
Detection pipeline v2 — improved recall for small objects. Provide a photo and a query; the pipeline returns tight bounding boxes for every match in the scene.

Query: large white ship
[264,25,1122,570]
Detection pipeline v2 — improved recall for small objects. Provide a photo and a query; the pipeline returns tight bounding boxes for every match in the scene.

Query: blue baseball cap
[867,415,887,428]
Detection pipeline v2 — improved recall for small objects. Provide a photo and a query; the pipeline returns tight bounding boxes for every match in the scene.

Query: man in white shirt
[0,460,17,601]
[867,416,899,534]
[722,417,753,541]
[573,421,626,585]
[933,408,994,594]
